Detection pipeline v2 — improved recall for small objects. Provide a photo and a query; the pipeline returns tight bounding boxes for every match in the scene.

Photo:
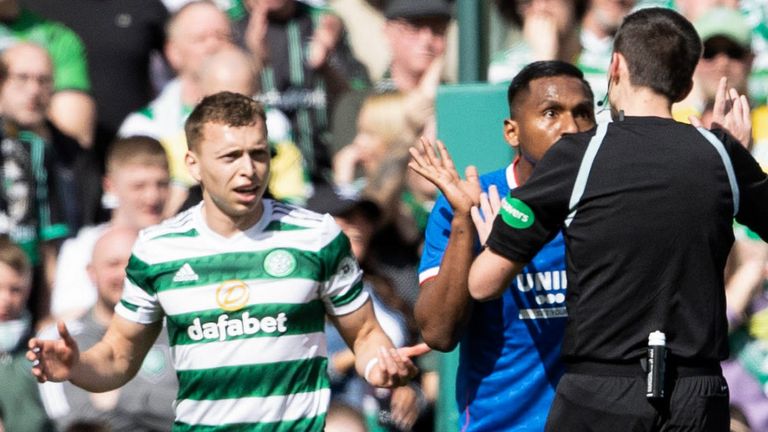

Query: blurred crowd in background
[0,0,767,431]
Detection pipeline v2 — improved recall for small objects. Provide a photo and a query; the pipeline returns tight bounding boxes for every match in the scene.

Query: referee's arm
[468,247,526,301]
[725,131,768,240]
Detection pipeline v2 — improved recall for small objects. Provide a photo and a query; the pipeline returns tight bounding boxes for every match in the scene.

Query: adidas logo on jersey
[173,263,199,282]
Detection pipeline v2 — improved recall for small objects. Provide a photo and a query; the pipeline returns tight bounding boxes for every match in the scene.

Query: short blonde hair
[106,136,169,174]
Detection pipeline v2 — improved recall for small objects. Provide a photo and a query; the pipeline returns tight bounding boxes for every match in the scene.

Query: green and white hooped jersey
[115,199,368,431]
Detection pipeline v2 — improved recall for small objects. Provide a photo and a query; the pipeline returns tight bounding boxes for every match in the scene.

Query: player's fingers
[470,206,484,226]
[31,366,47,383]
[488,185,502,214]
[26,346,40,362]
[408,146,428,170]
[398,342,431,359]
[378,346,398,379]
[389,348,411,380]
[465,165,479,182]
[28,337,39,350]
[479,192,492,221]
[436,140,459,180]
[58,321,76,348]
[419,137,441,167]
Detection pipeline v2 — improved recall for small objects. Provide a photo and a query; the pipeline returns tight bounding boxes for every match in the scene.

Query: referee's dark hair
[506,61,594,118]
[613,7,701,103]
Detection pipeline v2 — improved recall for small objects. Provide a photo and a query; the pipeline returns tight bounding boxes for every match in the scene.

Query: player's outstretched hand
[365,343,431,388]
[408,137,481,214]
[27,321,79,383]
[690,76,752,148]
[471,185,502,246]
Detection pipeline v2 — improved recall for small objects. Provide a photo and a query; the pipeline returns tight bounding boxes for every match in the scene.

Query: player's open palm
[27,321,79,383]
[408,137,481,214]
[471,185,502,246]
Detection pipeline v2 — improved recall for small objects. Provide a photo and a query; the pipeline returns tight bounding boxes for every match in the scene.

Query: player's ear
[186,150,202,183]
[504,119,520,150]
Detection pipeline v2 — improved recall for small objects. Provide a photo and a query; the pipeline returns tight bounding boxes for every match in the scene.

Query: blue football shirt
[418,164,567,431]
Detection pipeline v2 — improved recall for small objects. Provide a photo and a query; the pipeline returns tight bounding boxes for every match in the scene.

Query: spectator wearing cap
[684,7,754,113]
[378,0,451,93]
[330,0,450,156]
[673,6,768,169]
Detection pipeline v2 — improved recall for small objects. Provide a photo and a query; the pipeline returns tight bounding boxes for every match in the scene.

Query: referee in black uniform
[438,8,767,432]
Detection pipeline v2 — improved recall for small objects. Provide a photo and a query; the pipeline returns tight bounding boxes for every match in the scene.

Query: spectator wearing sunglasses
[674,6,768,173]
[673,8,758,149]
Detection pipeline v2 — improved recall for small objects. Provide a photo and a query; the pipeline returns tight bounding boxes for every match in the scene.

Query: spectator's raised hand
[404,56,443,132]
[307,13,343,70]
[524,11,558,61]
[408,137,481,215]
[244,0,269,63]
[27,321,79,383]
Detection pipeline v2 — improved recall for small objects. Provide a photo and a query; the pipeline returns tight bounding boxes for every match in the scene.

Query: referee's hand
[690,76,751,148]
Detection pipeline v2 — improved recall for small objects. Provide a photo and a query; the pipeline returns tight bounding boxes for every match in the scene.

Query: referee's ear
[503,118,520,150]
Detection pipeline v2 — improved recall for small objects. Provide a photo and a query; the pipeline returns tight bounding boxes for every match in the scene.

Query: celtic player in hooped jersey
[28,92,427,431]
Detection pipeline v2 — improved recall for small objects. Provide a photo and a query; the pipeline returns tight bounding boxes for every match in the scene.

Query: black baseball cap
[384,0,453,21]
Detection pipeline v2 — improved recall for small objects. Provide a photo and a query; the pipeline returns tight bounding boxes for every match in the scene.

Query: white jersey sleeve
[317,214,369,316]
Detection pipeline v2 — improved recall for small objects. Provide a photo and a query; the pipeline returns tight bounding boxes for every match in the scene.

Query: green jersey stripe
[152,228,200,239]
[318,232,353,280]
[329,280,364,307]
[126,254,155,295]
[172,413,325,432]
[177,357,329,400]
[264,220,311,232]
[119,299,139,312]
[166,301,325,346]
[133,239,349,293]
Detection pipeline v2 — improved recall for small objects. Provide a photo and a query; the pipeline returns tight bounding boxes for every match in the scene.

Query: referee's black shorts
[545,361,729,432]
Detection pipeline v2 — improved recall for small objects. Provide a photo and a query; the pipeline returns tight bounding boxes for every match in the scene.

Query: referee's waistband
[565,357,722,378]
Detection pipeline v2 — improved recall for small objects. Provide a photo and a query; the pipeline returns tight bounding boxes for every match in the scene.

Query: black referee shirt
[487,116,768,363]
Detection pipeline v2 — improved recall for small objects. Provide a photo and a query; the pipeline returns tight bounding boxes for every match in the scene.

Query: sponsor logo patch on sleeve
[500,197,535,229]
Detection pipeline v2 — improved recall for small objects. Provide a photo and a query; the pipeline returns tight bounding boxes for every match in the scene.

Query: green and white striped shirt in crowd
[115,199,368,431]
